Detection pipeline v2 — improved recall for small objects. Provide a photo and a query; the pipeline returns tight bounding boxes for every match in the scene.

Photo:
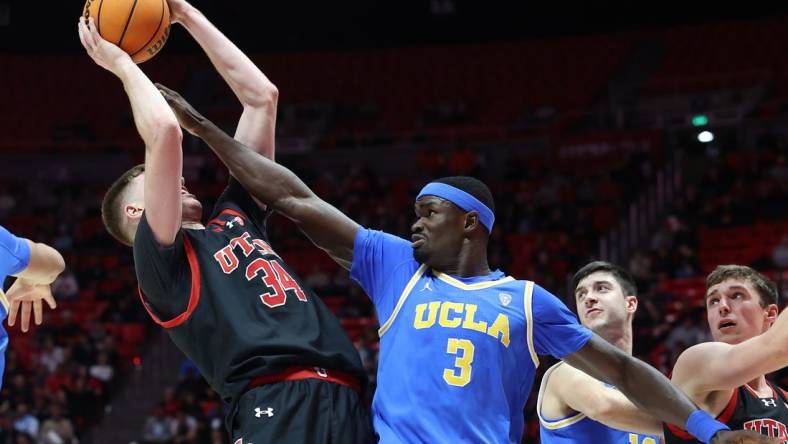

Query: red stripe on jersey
[666,389,739,440]
[718,388,740,424]
[138,235,202,329]
[207,208,246,228]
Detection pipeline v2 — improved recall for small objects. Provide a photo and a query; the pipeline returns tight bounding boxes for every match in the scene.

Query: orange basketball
[83,0,170,64]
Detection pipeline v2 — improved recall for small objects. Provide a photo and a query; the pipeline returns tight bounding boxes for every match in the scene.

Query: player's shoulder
[676,341,730,366]
[551,360,593,383]
[0,224,21,247]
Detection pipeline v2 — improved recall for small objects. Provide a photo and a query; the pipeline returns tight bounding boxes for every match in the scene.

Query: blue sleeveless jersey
[0,225,31,389]
[538,363,661,444]
[351,228,592,443]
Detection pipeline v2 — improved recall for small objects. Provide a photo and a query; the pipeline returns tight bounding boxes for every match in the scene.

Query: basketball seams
[116,0,140,47]
[96,0,104,34]
[130,0,166,60]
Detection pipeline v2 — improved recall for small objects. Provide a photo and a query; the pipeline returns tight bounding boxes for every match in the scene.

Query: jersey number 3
[245,258,307,308]
[444,338,475,387]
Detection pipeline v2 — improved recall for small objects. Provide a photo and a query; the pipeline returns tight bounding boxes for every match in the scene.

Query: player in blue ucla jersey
[160,88,776,444]
[0,224,64,387]
[539,261,663,444]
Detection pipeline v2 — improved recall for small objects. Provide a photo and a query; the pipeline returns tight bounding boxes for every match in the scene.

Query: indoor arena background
[1,2,788,443]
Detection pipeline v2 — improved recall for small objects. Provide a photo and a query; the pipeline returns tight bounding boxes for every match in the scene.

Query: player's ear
[625,295,638,314]
[125,204,143,220]
[464,211,480,232]
[764,303,778,328]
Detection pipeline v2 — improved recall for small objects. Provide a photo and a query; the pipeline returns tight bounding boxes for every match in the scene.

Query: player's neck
[745,375,770,396]
[598,326,633,355]
[439,241,491,277]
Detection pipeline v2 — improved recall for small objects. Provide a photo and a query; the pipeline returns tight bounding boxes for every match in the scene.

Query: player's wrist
[172,2,199,26]
[111,57,137,77]
[685,409,729,444]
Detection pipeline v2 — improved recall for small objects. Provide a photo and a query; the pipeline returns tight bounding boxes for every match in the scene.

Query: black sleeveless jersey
[665,383,788,443]
[133,179,367,406]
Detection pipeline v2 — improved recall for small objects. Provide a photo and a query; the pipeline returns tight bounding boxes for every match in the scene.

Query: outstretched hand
[5,278,57,333]
[712,430,781,444]
[156,83,208,136]
[77,16,132,74]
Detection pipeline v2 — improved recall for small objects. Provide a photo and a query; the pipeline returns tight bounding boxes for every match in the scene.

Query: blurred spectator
[12,404,38,439]
[169,411,198,444]
[39,337,65,374]
[88,352,114,383]
[773,235,788,269]
[141,404,170,444]
[38,403,76,444]
[51,270,79,301]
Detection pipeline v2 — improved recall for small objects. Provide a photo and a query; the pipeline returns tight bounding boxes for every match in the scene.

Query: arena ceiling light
[697,130,715,143]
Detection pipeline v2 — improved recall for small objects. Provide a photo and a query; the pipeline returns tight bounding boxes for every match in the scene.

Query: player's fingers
[156,83,179,99]
[34,299,43,326]
[77,20,90,50]
[44,292,57,310]
[7,300,19,326]
[21,301,31,332]
[86,17,100,47]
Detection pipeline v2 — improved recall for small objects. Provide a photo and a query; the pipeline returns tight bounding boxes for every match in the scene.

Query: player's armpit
[564,334,697,430]
[672,330,788,398]
[552,363,664,436]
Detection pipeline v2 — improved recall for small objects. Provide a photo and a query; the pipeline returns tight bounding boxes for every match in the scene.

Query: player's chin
[182,199,203,215]
[412,246,431,264]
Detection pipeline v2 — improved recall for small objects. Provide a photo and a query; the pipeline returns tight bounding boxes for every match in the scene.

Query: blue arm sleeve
[0,225,31,278]
[532,284,593,358]
[350,228,419,319]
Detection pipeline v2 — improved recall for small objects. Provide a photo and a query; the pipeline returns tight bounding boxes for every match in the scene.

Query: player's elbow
[51,248,66,277]
[273,194,315,224]
[243,80,278,110]
[151,120,183,149]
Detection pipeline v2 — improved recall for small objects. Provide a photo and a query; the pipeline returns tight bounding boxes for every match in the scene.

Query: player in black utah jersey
[665,265,788,443]
[78,1,371,443]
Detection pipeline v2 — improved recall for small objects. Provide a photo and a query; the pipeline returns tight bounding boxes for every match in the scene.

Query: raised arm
[563,335,777,444]
[158,85,359,268]
[167,0,278,159]
[79,18,183,246]
[672,309,788,400]
[547,363,663,436]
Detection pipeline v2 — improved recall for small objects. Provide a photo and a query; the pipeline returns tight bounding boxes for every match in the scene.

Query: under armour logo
[421,281,433,292]
[226,216,245,229]
[255,407,274,418]
[761,398,777,408]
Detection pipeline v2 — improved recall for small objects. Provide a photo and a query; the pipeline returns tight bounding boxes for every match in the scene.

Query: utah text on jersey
[212,231,307,308]
[743,418,787,442]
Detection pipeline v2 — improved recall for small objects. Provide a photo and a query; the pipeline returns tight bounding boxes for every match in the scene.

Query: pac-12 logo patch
[498,292,512,306]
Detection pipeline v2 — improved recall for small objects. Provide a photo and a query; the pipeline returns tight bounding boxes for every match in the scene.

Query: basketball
[82,0,170,64]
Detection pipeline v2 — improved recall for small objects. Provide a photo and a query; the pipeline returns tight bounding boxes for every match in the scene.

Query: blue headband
[416,182,495,232]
